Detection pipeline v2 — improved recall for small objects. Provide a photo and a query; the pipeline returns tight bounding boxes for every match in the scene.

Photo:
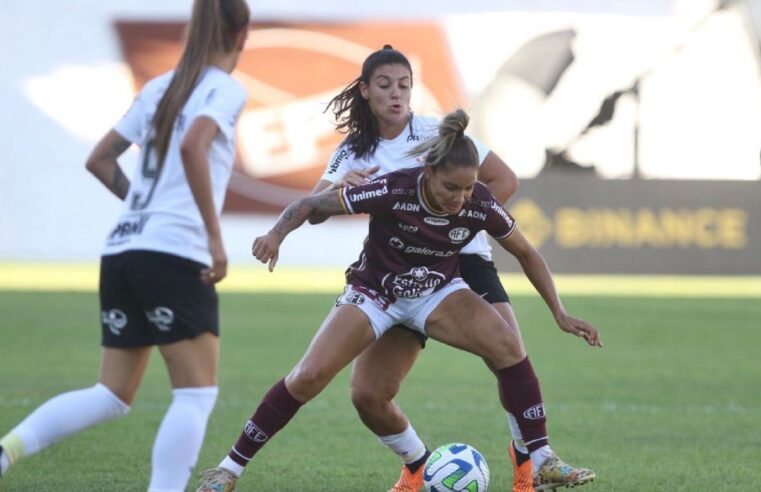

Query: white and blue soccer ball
[423,443,490,492]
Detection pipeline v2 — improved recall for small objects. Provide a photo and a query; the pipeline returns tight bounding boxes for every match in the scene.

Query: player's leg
[0,253,144,476]
[422,287,595,490]
[350,327,430,492]
[125,250,222,492]
[198,302,379,491]
[458,254,533,490]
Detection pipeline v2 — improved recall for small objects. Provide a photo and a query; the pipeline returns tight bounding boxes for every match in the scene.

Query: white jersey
[103,67,247,265]
[321,114,495,259]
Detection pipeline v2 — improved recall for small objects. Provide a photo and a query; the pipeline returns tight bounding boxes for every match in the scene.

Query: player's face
[423,164,478,215]
[360,64,412,132]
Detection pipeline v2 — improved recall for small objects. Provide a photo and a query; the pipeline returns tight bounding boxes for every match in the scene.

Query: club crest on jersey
[448,227,471,243]
[424,217,449,226]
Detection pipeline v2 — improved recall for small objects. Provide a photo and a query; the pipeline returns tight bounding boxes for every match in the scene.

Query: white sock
[507,412,529,454]
[0,383,129,467]
[530,445,554,472]
[219,456,245,477]
[378,425,427,464]
[148,386,218,492]
[0,447,10,474]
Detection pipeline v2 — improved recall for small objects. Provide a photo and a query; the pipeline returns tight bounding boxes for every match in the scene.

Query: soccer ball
[423,443,490,492]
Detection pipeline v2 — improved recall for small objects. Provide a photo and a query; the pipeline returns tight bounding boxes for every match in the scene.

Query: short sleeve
[321,142,356,183]
[480,186,516,239]
[113,91,148,143]
[196,80,248,141]
[338,176,390,215]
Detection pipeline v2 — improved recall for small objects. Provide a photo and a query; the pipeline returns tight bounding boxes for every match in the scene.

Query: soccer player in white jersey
[311,46,596,492]
[196,109,601,492]
[0,1,250,490]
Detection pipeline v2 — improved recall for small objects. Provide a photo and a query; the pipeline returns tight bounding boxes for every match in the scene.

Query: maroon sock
[228,379,303,466]
[497,357,549,452]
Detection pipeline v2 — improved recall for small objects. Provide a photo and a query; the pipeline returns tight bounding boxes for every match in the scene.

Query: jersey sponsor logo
[523,404,546,420]
[146,306,174,332]
[403,245,457,257]
[386,266,447,299]
[349,184,388,203]
[107,215,150,243]
[448,227,471,243]
[393,201,421,212]
[424,217,449,226]
[398,222,419,233]
[245,420,268,442]
[327,148,349,175]
[491,202,515,227]
[389,237,405,250]
[459,209,487,221]
[102,309,128,336]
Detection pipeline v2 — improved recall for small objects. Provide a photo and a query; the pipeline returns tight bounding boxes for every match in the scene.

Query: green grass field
[1,290,760,491]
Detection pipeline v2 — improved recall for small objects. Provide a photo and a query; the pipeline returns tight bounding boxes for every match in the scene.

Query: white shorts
[335,279,469,338]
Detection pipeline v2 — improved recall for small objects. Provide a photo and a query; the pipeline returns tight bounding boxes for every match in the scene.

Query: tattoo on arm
[271,192,346,238]
[112,166,130,200]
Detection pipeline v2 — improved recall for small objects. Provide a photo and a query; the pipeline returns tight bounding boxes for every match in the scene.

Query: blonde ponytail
[407,109,478,169]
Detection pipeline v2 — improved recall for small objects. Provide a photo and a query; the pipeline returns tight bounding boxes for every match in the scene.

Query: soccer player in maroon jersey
[196,109,601,492]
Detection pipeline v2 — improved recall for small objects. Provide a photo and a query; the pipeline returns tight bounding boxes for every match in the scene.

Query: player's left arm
[496,229,602,347]
[477,151,518,204]
[252,189,348,271]
[85,130,132,200]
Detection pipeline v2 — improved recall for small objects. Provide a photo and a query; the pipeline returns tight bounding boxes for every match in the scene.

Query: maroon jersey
[338,167,516,302]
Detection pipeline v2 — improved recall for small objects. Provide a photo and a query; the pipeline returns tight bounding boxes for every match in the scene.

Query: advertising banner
[494,175,761,274]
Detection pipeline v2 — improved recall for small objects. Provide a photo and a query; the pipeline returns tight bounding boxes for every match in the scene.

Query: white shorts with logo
[335,279,469,338]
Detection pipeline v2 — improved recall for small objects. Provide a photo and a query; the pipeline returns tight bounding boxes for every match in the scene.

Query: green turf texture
[0,291,759,491]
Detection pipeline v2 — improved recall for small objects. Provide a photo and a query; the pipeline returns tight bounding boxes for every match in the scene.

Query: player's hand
[555,312,603,347]
[336,165,380,187]
[252,230,281,272]
[203,234,227,285]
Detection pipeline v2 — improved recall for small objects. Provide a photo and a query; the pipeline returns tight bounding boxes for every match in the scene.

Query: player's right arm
[252,189,348,271]
[85,129,132,200]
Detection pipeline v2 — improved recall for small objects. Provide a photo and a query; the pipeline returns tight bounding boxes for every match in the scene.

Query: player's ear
[359,81,369,100]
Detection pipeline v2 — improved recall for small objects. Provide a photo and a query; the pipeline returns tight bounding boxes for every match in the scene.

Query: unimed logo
[115,21,465,212]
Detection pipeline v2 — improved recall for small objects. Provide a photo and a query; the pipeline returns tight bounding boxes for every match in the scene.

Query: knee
[350,382,397,414]
[286,365,332,402]
[482,326,525,368]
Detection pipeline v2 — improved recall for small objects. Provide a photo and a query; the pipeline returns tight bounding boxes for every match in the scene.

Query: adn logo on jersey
[459,209,487,221]
[393,201,421,212]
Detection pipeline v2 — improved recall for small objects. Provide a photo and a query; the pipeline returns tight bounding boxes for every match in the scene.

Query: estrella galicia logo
[523,404,546,420]
[245,420,268,443]
[389,237,405,250]
[102,309,128,336]
[146,306,174,332]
